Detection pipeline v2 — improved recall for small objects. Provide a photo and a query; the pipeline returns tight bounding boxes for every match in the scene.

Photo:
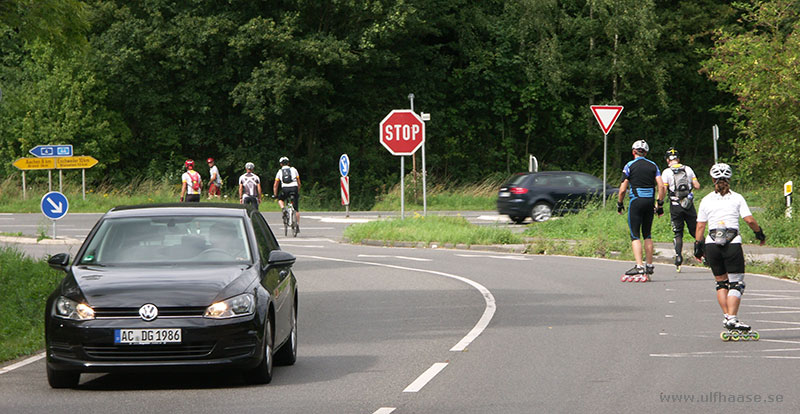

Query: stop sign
[379,110,425,155]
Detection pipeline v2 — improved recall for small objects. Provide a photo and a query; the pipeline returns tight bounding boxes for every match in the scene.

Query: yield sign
[590,105,624,135]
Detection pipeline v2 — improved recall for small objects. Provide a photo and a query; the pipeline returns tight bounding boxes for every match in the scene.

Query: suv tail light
[510,187,528,195]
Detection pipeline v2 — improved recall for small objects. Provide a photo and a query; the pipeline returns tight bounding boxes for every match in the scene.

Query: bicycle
[282,200,298,237]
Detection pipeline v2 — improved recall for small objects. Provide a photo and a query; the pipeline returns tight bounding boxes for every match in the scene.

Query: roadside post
[785,181,793,219]
[41,191,69,239]
[590,105,624,207]
[339,154,350,217]
[529,155,539,173]
[712,125,720,164]
[380,107,426,219]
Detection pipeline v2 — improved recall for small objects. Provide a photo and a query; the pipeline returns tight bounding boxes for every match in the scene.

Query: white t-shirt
[209,165,221,185]
[182,170,202,195]
[696,190,753,244]
[275,166,299,188]
[239,172,260,197]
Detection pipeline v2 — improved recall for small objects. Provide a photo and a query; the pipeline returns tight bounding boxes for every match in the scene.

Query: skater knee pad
[728,281,745,298]
[715,280,729,291]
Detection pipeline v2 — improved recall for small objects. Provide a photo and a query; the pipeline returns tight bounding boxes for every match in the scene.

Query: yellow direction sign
[56,156,98,169]
[13,157,56,170]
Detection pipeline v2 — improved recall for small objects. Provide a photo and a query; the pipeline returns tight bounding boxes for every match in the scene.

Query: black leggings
[627,197,654,240]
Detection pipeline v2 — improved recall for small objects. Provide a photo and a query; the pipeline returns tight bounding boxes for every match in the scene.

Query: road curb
[0,235,82,245]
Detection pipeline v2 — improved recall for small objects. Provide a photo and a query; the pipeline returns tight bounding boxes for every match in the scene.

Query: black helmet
[665,147,679,161]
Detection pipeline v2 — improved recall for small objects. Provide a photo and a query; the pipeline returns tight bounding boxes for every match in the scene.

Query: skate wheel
[720,331,730,341]
[730,331,741,341]
[621,275,629,282]
[676,266,681,273]
[750,331,760,341]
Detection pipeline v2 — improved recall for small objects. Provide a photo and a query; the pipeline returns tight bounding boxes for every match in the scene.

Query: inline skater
[661,148,700,271]
[274,156,301,232]
[180,159,202,202]
[238,162,262,209]
[617,140,666,281]
[694,163,766,339]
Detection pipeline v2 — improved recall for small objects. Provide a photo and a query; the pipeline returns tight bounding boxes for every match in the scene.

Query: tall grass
[344,215,523,245]
[372,174,504,211]
[0,247,63,362]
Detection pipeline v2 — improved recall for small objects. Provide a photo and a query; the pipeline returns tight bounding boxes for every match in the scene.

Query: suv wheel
[531,202,552,222]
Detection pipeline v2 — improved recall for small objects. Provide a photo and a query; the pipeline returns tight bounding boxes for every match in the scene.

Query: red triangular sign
[591,105,624,135]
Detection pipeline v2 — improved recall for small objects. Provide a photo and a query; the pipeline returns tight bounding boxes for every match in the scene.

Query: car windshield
[78,216,252,266]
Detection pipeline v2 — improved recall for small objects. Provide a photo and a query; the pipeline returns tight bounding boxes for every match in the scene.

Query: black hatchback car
[497,171,618,223]
[45,203,298,388]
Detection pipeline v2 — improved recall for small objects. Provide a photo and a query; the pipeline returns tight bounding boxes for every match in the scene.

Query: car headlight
[54,296,95,320]
[204,293,255,319]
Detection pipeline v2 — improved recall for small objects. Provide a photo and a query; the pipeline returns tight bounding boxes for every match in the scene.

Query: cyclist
[274,156,301,232]
[238,162,262,209]
[694,163,766,332]
[617,140,666,280]
[207,157,222,198]
[180,159,202,202]
[661,147,701,271]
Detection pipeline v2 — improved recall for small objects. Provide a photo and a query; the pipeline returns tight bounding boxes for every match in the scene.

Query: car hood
[67,264,255,308]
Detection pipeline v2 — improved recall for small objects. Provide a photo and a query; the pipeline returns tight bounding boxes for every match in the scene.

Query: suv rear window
[505,173,530,186]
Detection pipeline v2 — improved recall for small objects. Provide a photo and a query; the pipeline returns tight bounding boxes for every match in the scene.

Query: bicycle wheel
[282,209,289,236]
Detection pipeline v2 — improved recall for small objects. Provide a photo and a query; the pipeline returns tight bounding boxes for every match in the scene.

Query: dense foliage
[0,1,796,208]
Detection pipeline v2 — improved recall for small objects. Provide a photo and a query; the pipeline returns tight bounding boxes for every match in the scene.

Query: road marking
[754,320,800,325]
[475,215,507,221]
[455,254,531,261]
[403,363,448,393]
[668,301,677,304]
[756,327,800,332]
[750,290,800,293]
[280,244,326,248]
[357,254,432,262]
[372,408,396,414]
[0,352,45,375]
[298,254,495,353]
[665,315,673,318]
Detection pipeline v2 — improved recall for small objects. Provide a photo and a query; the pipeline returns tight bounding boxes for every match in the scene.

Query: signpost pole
[59,170,62,193]
[22,171,26,200]
[603,134,608,208]
[53,220,56,240]
[400,157,405,219]
[713,124,719,164]
[82,169,86,200]
[48,170,52,191]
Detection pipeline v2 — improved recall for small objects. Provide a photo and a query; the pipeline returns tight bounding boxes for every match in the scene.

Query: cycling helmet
[279,156,289,165]
[207,157,214,163]
[709,163,732,180]
[665,147,679,160]
[245,162,255,170]
[185,159,194,168]
[632,140,649,153]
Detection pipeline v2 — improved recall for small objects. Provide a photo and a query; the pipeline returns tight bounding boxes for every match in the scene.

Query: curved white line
[297,255,496,352]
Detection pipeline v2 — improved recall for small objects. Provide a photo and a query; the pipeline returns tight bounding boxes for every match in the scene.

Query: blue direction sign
[339,154,350,177]
[29,144,73,158]
[41,191,69,220]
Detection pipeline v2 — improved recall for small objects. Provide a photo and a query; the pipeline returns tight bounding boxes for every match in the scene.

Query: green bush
[0,247,63,362]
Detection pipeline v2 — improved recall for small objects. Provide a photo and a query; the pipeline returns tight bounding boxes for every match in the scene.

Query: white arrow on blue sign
[41,191,69,220]
[29,145,73,158]
[339,154,350,177]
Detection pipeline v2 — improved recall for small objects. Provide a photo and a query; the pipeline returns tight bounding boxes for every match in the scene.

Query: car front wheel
[531,202,553,222]
[275,299,297,366]
[244,317,274,384]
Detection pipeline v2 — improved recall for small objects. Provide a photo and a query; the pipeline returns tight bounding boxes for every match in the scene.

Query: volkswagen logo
[139,304,159,321]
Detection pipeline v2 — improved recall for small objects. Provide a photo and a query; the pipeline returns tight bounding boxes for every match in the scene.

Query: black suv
[497,171,617,223]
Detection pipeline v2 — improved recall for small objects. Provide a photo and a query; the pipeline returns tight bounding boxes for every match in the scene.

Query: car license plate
[499,191,510,197]
[114,328,182,345]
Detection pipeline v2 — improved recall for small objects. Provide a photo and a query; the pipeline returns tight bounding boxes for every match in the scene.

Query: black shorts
[704,242,745,276]
[669,203,698,239]
[279,187,300,211]
[184,194,200,202]
[627,197,654,240]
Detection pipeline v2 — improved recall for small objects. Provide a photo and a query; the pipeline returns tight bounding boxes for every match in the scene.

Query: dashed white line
[0,352,45,375]
[455,254,531,261]
[357,254,432,262]
[403,362,448,393]
[372,408,396,414]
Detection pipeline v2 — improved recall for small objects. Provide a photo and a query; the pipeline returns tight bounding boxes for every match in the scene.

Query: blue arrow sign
[41,192,69,220]
[29,145,73,158]
[339,154,350,177]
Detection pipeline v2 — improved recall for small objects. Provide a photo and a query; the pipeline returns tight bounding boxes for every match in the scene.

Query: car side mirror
[48,253,70,272]
[267,250,296,267]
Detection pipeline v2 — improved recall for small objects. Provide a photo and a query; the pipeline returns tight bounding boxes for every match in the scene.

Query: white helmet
[245,162,255,170]
[709,163,732,180]
[279,156,289,165]
[632,140,649,153]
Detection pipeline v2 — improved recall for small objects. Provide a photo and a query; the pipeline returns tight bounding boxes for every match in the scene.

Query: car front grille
[83,343,215,360]
[93,306,207,319]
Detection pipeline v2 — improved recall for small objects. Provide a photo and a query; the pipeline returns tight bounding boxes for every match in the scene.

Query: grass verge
[371,176,501,211]
[344,215,523,246]
[0,247,62,363]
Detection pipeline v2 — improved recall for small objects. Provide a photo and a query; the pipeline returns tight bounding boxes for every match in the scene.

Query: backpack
[281,167,293,184]
[188,171,200,191]
[671,166,691,199]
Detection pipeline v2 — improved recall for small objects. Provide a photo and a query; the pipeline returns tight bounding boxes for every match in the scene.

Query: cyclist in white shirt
[694,163,766,332]
[180,159,202,202]
[274,156,301,231]
[238,162,262,209]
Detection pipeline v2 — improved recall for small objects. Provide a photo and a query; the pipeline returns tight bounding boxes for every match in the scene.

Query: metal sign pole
[603,133,608,208]
[22,171,26,200]
[82,169,86,200]
[52,220,57,239]
[713,124,719,164]
[400,157,405,219]
[48,170,52,191]
[59,170,63,192]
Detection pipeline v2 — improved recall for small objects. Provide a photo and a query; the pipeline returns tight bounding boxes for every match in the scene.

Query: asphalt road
[2,211,800,413]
